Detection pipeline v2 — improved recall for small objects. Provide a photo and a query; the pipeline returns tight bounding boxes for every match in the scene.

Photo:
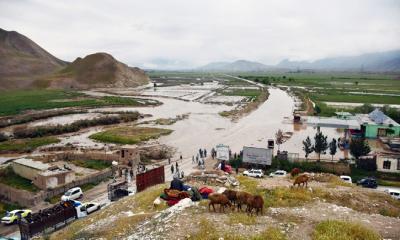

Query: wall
[0,183,44,207]
[365,124,400,138]
[377,155,400,173]
[45,169,112,199]
[11,163,41,181]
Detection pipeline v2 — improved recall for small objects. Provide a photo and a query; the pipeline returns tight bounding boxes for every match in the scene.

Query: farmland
[0,90,157,116]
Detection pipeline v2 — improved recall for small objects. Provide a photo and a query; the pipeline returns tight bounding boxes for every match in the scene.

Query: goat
[235,191,253,212]
[293,174,309,188]
[246,195,264,216]
[208,193,232,213]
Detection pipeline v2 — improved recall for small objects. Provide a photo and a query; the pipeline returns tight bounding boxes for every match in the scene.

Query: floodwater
[30,113,105,127]
[28,87,347,160]
[156,88,346,161]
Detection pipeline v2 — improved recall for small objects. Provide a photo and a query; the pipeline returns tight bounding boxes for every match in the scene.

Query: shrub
[312,220,380,240]
[0,133,8,142]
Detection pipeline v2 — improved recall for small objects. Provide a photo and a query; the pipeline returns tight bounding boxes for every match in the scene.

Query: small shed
[12,158,50,181]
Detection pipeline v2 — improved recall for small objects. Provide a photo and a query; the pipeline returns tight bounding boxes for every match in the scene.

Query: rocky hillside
[45,53,150,89]
[0,28,66,89]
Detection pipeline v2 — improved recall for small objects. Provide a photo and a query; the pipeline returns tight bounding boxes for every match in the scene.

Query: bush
[13,113,140,138]
[312,220,380,240]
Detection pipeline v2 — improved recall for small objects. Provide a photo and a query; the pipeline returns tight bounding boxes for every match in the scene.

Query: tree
[350,138,371,159]
[314,105,321,115]
[329,138,337,160]
[275,129,284,151]
[313,131,328,161]
[302,136,313,160]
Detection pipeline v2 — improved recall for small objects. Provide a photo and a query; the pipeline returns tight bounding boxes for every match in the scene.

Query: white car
[243,169,264,178]
[340,175,352,184]
[384,189,400,200]
[83,202,101,214]
[61,187,83,201]
[269,170,287,177]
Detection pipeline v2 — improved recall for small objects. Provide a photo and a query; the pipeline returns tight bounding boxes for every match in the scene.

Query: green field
[0,137,60,153]
[71,159,112,170]
[0,90,154,116]
[0,166,39,192]
[90,126,173,144]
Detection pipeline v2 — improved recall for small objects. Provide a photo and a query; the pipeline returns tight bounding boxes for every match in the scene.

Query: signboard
[242,146,272,166]
[216,144,230,161]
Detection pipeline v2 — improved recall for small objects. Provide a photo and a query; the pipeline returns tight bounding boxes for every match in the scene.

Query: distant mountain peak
[198,59,272,72]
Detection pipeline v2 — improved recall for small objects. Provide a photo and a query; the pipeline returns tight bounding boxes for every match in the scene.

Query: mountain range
[198,50,400,72]
[197,60,273,72]
[277,50,400,72]
[0,28,149,90]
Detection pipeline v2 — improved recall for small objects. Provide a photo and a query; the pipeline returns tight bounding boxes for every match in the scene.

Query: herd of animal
[207,173,311,216]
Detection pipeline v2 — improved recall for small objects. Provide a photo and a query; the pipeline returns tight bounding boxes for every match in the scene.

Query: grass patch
[0,166,39,192]
[312,220,380,240]
[189,218,286,240]
[227,212,257,225]
[0,137,60,153]
[0,90,154,116]
[71,159,111,170]
[90,126,173,144]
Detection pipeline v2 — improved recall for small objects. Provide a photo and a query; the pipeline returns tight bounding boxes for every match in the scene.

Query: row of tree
[302,131,371,161]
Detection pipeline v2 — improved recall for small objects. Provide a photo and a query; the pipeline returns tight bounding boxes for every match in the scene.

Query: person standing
[171,164,174,174]
[192,156,195,163]
[176,161,178,169]
[235,165,239,175]
[180,155,183,161]
[204,149,207,157]
[168,158,171,164]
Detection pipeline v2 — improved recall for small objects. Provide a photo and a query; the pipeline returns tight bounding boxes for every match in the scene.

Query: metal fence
[136,166,165,192]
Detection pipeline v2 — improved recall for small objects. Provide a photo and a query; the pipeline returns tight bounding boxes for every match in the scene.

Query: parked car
[61,187,83,201]
[83,202,101,214]
[1,209,32,225]
[269,170,287,177]
[384,189,400,200]
[243,169,264,178]
[340,175,352,184]
[356,177,377,188]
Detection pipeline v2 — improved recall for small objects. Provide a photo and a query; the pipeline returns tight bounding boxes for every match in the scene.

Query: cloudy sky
[1,0,399,69]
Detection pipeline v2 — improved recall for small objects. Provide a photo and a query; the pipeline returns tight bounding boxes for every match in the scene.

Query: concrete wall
[377,155,400,173]
[11,163,41,181]
[365,125,400,138]
[0,183,44,207]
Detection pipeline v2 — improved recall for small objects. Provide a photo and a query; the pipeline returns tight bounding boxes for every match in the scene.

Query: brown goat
[222,189,238,205]
[235,191,253,212]
[293,174,309,188]
[246,195,264,216]
[208,193,232,213]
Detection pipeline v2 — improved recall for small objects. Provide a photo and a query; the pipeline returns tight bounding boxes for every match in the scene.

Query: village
[1,2,400,239]
[0,76,399,239]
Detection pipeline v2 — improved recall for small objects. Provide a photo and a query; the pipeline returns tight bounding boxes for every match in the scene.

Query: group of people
[170,160,184,179]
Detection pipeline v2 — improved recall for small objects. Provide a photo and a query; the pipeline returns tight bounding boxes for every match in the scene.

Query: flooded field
[44,87,347,161]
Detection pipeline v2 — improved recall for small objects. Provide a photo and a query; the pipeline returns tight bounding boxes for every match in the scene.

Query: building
[119,147,140,167]
[356,109,400,138]
[12,158,50,181]
[33,167,75,189]
[12,158,75,190]
[377,153,400,173]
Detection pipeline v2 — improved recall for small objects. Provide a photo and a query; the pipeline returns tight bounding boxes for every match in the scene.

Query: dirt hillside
[41,52,149,89]
[0,28,66,89]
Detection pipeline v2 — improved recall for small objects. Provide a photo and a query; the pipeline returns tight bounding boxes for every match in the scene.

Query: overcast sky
[1,0,399,69]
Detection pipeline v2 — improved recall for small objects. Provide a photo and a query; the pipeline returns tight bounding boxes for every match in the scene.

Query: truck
[19,200,87,240]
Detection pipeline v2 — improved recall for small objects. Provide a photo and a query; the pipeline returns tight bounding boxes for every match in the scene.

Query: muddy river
[43,87,347,161]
